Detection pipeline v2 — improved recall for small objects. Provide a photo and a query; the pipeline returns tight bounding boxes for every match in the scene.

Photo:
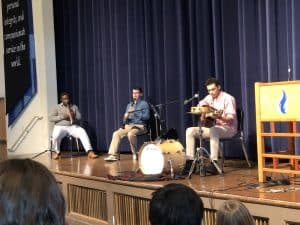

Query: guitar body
[198,109,223,128]
[189,105,222,128]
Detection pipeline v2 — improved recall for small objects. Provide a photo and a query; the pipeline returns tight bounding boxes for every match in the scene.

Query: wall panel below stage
[0,98,7,160]
[114,193,149,225]
[68,184,108,221]
[53,172,300,225]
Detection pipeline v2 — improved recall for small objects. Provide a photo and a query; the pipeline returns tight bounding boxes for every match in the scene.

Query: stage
[28,153,300,225]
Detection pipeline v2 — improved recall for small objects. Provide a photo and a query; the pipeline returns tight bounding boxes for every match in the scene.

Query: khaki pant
[108,124,147,155]
[185,125,236,161]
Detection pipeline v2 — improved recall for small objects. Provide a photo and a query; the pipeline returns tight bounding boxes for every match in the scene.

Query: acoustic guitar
[197,106,223,128]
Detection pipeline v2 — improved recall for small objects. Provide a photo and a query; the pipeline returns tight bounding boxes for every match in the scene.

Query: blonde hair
[216,200,255,225]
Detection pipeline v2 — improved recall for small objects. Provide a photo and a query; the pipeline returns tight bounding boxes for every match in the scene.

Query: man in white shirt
[184,78,237,175]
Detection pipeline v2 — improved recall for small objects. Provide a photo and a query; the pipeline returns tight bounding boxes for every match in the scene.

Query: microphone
[67,104,74,124]
[184,93,199,105]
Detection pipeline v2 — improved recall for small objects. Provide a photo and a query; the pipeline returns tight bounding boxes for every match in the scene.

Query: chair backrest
[236,108,244,133]
[161,128,178,140]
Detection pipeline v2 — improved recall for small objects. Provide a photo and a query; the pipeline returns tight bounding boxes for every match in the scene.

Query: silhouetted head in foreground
[149,183,204,225]
[0,159,66,225]
[216,200,255,225]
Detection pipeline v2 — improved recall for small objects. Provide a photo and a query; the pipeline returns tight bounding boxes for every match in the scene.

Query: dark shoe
[181,160,193,176]
[88,150,99,159]
[205,161,219,175]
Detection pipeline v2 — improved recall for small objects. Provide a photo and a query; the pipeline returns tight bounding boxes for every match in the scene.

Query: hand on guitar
[211,110,223,119]
[204,110,223,120]
[210,109,233,123]
[199,109,223,128]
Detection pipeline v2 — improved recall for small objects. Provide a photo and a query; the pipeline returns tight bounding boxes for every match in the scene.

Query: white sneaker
[104,155,118,162]
[132,153,137,160]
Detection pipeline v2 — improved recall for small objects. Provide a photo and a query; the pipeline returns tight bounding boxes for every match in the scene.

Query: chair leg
[219,143,224,171]
[75,138,80,152]
[50,137,53,159]
[69,136,73,157]
[240,138,251,167]
[148,129,152,141]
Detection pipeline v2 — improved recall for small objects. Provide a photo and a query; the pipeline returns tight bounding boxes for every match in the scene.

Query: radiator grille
[68,184,107,221]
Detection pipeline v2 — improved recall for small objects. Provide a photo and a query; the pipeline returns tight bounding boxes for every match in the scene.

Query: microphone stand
[155,99,181,108]
[184,93,200,127]
[151,99,182,140]
[148,103,161,141]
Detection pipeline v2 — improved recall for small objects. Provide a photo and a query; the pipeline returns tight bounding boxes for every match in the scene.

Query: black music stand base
[32,148,56,159]
[187,147,223,179]
[186,127,223,179]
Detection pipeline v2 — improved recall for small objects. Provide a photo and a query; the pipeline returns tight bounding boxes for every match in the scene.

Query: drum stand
[187,126,223,179]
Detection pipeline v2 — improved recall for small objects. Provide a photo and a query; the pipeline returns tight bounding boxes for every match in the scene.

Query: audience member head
[216,200,255,225]
[149,183,204,225]
[0,159,66,225]
[205,77,221,99]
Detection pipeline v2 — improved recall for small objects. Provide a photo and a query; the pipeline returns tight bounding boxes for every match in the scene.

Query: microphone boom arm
[184,93,199,105]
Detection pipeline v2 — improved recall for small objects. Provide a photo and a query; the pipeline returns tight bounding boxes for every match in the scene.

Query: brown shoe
[88,150,98,159]
[53,153,61,160]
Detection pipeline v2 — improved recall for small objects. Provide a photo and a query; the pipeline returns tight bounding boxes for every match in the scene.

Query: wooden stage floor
[27,153,300,225]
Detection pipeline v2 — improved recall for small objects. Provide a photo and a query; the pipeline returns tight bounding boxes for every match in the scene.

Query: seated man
[105,87,150,161]
[49,92,98,160]
[184,77,237,175]
[149,183,204,225]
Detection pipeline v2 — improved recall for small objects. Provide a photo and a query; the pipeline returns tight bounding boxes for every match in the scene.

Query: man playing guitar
[184,78,237,175]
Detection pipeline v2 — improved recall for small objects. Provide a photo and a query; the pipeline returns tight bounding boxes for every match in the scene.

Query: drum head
[139,143,164,175]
